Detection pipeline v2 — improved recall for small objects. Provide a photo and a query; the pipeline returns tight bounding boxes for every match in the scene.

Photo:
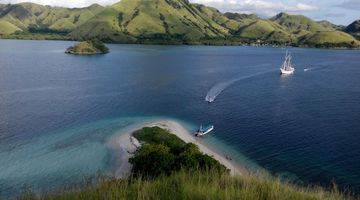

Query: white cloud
[193,0,318,16]
[336,0,360,10]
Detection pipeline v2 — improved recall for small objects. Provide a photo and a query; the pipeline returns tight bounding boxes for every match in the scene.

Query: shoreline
[1,38,359,50]
[107,119,246,178]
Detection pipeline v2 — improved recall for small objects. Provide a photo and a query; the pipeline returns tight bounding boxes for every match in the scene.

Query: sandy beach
[107,119,244,177]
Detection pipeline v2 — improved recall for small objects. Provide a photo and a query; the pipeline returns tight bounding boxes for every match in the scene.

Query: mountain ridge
[345,20,360,40]
[0,1,359,48]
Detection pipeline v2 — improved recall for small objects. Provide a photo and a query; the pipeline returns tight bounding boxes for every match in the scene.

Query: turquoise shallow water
[1,40,360,197]
[0,116,259,197]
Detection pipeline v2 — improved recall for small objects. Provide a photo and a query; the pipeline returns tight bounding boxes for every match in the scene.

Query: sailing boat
[280,51,295,75]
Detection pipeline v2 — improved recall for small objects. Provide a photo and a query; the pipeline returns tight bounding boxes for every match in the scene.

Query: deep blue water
[0,39,360,197]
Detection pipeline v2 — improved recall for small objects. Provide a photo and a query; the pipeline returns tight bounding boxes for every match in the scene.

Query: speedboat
[195,125,214,137]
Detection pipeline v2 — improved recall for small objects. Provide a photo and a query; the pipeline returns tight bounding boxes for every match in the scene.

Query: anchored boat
[280,51,295,75]
[195,124,214,137]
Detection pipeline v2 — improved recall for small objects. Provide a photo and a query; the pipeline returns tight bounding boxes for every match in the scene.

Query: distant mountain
[0,3,104,35]
[0,1,359,48]
[345,20,360,39]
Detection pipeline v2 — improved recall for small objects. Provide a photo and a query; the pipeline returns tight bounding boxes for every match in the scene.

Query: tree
[129,144,175,177]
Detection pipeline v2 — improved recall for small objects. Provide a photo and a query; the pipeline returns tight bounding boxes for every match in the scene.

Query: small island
[65,39,109,55]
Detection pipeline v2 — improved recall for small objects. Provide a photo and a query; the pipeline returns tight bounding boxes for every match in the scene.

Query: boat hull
[280,68,295,75]
[195,126,214,137]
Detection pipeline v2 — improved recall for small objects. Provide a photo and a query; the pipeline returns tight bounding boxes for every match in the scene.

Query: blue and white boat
[195,124,214,137]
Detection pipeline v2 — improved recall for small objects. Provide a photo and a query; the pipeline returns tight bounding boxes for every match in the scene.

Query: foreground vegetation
[18,127,351,200]
[0,1,359,48]
[27,169,345,200]
[130,127,227,178]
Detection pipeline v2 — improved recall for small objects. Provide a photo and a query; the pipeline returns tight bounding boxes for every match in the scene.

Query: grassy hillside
[300,31,360,48]
[235,19,294,43]
[270,12,328,33]
[270,13,359,47]
[0,19,21,35]
[71,0,231,43]
[0,3,104,34]
[0,1,359,48]
[20,127,347,200]
[317,20,345,31]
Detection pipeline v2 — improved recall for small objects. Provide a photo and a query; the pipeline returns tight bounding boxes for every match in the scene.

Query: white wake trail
[205,69,277,103]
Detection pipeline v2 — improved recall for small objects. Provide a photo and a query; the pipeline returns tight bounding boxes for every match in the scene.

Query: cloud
[192,0,318,16]
[336,0,360,10]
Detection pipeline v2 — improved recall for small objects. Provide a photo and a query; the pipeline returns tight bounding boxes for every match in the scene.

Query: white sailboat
[280,51,295,75]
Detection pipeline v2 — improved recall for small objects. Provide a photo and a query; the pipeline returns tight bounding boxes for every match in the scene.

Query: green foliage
[133,127,185,154]
[89,38,110,53]
[39,170,347,200]
[130,127,228,178]
[129,144,176,177]
[65,39,109,55]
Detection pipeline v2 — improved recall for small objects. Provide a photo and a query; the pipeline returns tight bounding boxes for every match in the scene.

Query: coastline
[1,38,359,50]
[107,119,246,178]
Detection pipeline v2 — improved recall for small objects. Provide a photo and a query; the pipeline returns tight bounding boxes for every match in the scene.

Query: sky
[0,0,358,25]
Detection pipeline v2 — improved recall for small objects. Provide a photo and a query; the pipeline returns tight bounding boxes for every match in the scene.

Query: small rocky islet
[65,39,109,55]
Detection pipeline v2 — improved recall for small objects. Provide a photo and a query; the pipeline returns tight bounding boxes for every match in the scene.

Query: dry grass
[19,170,349,200]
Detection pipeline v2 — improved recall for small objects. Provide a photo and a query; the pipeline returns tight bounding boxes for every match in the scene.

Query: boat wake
[303,60,343,73]
[205,69,277,103]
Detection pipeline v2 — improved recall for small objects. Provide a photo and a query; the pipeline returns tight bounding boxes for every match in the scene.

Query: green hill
[235,19,294,43]
[70,0,231,43]
[300,31,360,48]
[0,1,359,48]
[269,13,359,47]
[270,12,329,33]
[0,3,104,34]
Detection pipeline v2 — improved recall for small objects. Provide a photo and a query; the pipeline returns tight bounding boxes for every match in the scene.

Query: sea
[0,39,359,197]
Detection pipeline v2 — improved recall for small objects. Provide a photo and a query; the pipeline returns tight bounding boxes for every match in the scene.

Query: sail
[280,51,295,74]
[281,51,294,71]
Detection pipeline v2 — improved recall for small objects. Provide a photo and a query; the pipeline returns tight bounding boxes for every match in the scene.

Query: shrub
[131,127,228,178]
